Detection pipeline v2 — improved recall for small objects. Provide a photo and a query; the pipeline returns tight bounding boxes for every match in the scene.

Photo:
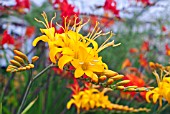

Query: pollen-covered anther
[31,56,39,63]
[116,80,130,86]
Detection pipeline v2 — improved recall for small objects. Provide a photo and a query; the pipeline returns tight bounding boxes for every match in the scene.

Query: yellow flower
[67,88,150,114]
[146,65,170,107]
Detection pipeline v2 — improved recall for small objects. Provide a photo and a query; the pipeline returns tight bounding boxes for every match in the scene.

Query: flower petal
[153,93,159,104]
[49,47,62,63]
[32,35,49,46]
[75,67,84,78]
[67,99,75,109]
[58,55,73,70]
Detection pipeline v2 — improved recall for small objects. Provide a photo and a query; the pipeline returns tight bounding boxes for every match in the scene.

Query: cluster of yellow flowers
[67,88,150,114]
[32,12,122,83]
[6,50,39,72]
[146,62,170,107]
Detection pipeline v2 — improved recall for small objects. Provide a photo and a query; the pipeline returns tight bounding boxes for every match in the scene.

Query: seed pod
[99,75,107,82]
[29,64,34,68]
[14,56,25,64]
[107,78,114,85]
[116,80,130,86]
[14,50,28,62]
[103,70,118,78]
[31,56,39,63]
[110,75,124,80]
[10,60,22,67]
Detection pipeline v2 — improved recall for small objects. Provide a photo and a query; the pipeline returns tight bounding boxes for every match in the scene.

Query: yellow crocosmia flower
[146,66,170,107]
[67,88,150,114]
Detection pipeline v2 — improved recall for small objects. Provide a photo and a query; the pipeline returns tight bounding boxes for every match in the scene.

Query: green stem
[17,63,54,114]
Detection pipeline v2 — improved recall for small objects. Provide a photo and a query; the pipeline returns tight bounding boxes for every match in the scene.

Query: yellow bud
[116,86,125,90]
[10,60,22,67]
[103,70,118,78]
[126,88,136,91]
[99,75,107,82]
[18,67,23,71]
[14,50,28,62]
[107,78,114,85]
[137,87,147,92]
[22,67,27,70]
[26,66,31,70]
[110,75,124,80]
[8,65,17,69]
[29,64,34,68]
[31,56,39,63]
[14,56,25,64]
[91,74,98,83]
[149,62,155,68]
[6,68,12,72]
[116,80,130,86]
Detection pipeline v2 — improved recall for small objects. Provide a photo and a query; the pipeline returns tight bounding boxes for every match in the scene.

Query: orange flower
[129,48,138,54]
[25,26,35,37]
[165,44,170,56]
[141,41,149,52]
[139,54,148,68]
[121,74,146,99]
[121,58,131,69]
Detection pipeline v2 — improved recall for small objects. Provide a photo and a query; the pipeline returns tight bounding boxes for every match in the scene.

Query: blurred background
[1,0,170,114]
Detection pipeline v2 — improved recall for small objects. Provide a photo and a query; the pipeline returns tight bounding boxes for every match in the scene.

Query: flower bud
[99,75,107,82]
[103,70,118,78]
[10,60,22,67]
[110,75,124,80]
[14,56,25,64]
[31,56,39,63]
[14,50,28,62]
[107,78,114,85]
[116,80,130,86]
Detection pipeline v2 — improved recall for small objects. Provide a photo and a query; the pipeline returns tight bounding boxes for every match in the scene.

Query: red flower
[129,48,138,54]
[103,0,120,18]
[139,54,148,68]
[165,44,170,56]
[0,30,14,46]
[68,78,81,95]
[121,74,146,99]
[136,0,151,5]
[121,58,131,69]
[25,26,35,37]
[141,41,149,52]
[162,25,167,32]
[14,0,30,13]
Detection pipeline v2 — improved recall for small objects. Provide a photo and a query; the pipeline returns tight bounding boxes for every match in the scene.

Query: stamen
[89,21,99,39]
[50,13,56,28]
[41,11,49,28]
[89,62,95,66]
[100,31,113,48]
[56,22,65,31]
[153,70,161,86]
[34,18,48,29]
[93,60,99,62]
[76,19,89,33]
[79,62,84,65]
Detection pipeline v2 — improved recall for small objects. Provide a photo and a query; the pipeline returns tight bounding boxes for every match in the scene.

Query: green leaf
[21,97,38,114]
[0,102,2,114]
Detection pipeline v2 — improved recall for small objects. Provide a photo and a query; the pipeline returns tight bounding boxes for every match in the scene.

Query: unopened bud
[26,66,31,70]
[107,78,114,85]
[116,80,130,86]
[103,70,118,78]
[31,56,39,63]
[116,86,125,90]
[14,56,25,64]
[14,50,28,62]
[99,75,107,82]
[29,64,34,68]
[91,74,98,83]
[10,60,22,67]
[110,75,124,80]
